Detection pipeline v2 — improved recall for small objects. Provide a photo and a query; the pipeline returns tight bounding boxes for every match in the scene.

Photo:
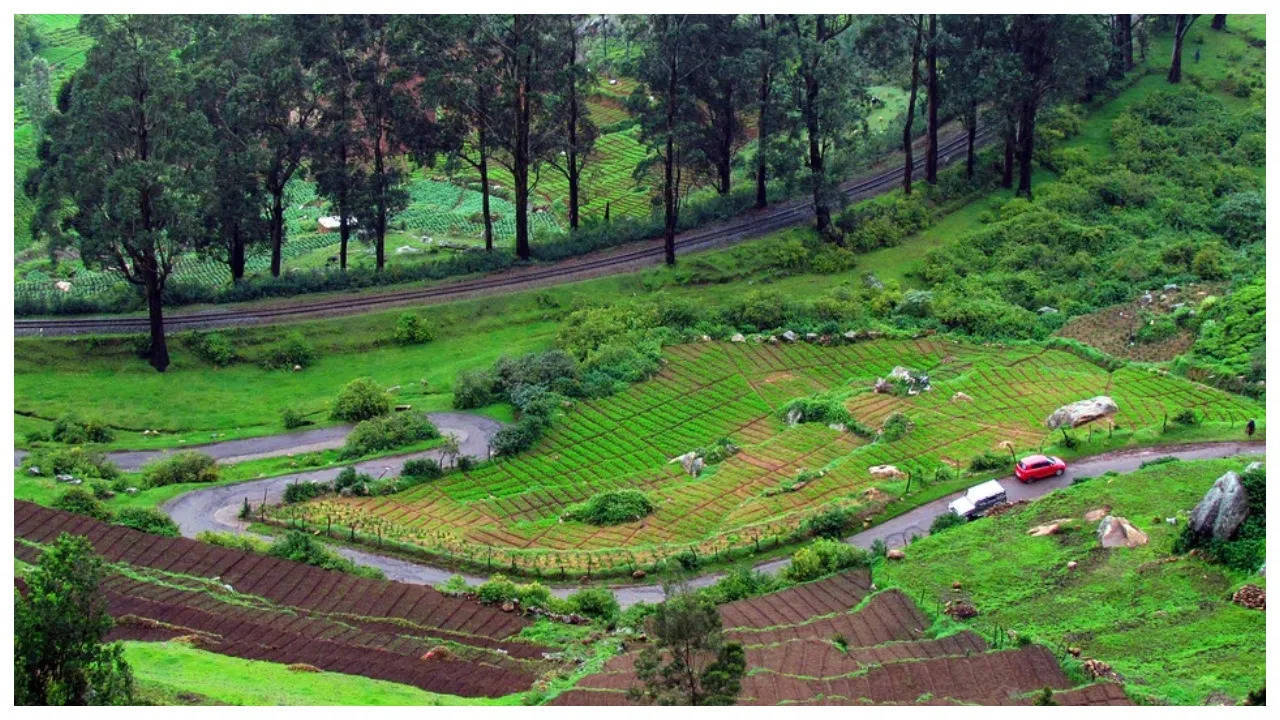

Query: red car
[1015,454,1067,483]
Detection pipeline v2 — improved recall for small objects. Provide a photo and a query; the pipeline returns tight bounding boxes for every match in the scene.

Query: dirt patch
[1054,284,1221,363]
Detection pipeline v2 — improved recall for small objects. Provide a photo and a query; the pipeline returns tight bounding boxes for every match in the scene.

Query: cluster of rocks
[1045,396,1118,430]
[1231,584,1265,611]
[729,329,888,345]
[943,599,978,619]
[1096,515,1149,548]
[669,451,705,477]
[873,366,932,395]
[1083,658,1121,682]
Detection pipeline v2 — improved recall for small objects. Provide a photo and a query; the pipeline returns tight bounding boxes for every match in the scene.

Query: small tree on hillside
[628,588,746,705]
[15,533,134,705]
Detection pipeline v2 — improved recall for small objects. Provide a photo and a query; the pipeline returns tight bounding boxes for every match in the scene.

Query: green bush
[195,531,269,553]
[184,330,236,366]
[567,588,620,622]
[698,566,788,605]
[723,289,790,331]
[880,412,913,442]
[968,451,1008,473]
[1172,408,1199,425]
[331,377,392,422]
[50,413,114,444]
[929,512,967,535]
[281,408,309,429]
[338,412,439,459]
[114,508,179,536]
[393,312,435,345]
[563,490,654,526]
[53,488,112,521]
[491,418,543,456]
[142,451,219,488]
[333,466,375,494]
[23,446,118,480]
[282,481,328,504]
[452,369,500,409]
[262,332,317,370]
[268,531,383,579]
[806,507,854,539]
[784,538,869,583]
[401,458,443,479]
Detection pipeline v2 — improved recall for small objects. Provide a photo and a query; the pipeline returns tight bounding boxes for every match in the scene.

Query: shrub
[393,312,434,345]
[283,481,328,504]
[673,550,701,571]
[699,566,788,605]
[567,588,620,622]
[263,332,317,369]
[456,455,474,472]
[806,507,854,539]
[451,369,500,409]
[281,408,309,429]
[195,531,269,553]
[723,289,789,331]
[779,392,856,430]
[53,488,112,521]
[968,451,1008,473]
[563,490,654,526]
[339,413,439,459]
[784,538,869,583]
[331,377,392,422]
[23,446,119,480]
[491,418,543,456]
[1211,190,1264,246]
[1172,408,1199,425]
[333,466,375,494]
[929,512,967,535]
[142,451,219,488]
[880,412,913,442]
[268,531,383,579]
[401,458,443,479]
[115,508,179,536]
[51,413,114,444]
[184,330,236,366]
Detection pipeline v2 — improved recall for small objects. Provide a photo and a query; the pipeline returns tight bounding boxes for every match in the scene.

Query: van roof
[966,479,1005,500]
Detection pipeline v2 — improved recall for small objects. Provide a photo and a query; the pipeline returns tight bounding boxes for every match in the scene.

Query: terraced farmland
[14,501,559,699]
[549,570,1131,706]
[283,337,1262,573]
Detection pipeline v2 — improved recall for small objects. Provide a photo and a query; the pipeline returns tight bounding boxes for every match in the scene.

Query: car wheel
[1055,468,1064,476]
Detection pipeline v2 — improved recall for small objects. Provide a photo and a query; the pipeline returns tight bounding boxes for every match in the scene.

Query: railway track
[16,127,994,336]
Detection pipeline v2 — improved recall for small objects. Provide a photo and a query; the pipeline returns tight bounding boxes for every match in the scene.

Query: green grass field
[280,337,1260,574]
[877,456,1266,705]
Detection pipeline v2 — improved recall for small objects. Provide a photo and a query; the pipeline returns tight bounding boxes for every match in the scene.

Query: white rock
[730,333,746,343]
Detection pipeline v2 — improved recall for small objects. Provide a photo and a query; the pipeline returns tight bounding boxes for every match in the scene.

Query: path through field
[155,439,1263,606]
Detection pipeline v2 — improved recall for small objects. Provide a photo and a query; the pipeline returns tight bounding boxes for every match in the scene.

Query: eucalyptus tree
[22,57,53,136]
[924,14,940,185]
[688,14,754,196]
[746,14,794,209]
[860,15,924,194]
[27,15,214,371]
[544,14,599,231]
[1005,14,1108,198]
[628,14,711,265]
[788,14,869,241]
[1168,14,1200,84]
[940,14,1002,178]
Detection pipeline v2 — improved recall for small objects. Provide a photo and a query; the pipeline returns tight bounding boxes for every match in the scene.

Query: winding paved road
[154,436,1262,607]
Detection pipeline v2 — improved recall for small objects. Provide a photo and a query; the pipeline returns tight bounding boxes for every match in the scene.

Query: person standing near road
[1246,418,1256,437]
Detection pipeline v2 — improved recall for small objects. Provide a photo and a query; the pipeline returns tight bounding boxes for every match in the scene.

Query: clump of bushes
[929,511,967,535]
[879,412,913,442]
[141,451,219,488]
[1172,408,1199,425]
[805,506,855,539]
[281,408,309,429]
[565,588,620,622]
[184,330,236,366]
[282,481,327,504]
[331,377,392,422]
[780,392,854,428]
[393,312,434,345]
[697,566,789,605]
[196,531,269,553]
[968,451,1008,473]
[114,508,179,536]
[562,490,655,526]
[52,488,112,521]
[23,446,119,480]
[401,458,443,479]
[262,332,317,370]
[51,413,115,444]
[784,538,870,583]
[338,413,439,459]
[268,531,383,579]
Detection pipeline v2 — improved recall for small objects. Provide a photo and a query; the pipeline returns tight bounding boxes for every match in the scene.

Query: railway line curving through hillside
[16,127,994,337]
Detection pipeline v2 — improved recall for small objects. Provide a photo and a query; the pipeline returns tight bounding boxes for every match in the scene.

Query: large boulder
[1188,470,1251,541]
[1045,396,1118,430]
[870,465,907,480]
[1097,515,1148,548]
[668,451,704,477]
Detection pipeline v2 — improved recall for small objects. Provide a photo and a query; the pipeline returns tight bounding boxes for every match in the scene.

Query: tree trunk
[338,141,349,270]
[566,30,581,230]
[514,19,532,262]
[1001,111,1016,189]
[1211,15,1226,31]
[663,57,677,266]
[902,18,922,195]
[755,53,770,208]
[339,219,349,270]
[965,103,977,179]
[374,141,386,271]
[716,94,734,195]
[1168,15,1188,84]
[924,14,939,185]
[1110,15,1128,80]
[1123,15,1134,69]
[229,227,245,281]
[804,71,831,238]
[144,271,169,372]
[478,138,494,252]
[269,188,284,277]
[1016,99,1036,199]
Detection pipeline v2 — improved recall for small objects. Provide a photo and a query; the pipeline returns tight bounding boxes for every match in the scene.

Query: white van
[948,479,1008,520]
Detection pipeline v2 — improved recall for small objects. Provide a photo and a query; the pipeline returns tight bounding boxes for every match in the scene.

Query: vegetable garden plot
[285,339,1261,573]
